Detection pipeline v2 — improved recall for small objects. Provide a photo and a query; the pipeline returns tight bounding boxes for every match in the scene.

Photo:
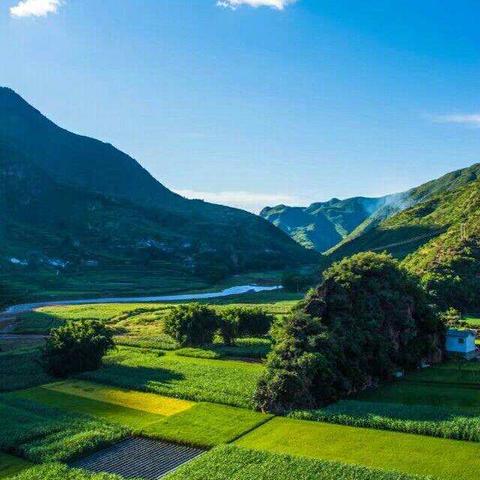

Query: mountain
[260,195,402,253]
[262,163,480,257]
[0,88,315,299]
[329,163,480,259]
[400,178,480,311]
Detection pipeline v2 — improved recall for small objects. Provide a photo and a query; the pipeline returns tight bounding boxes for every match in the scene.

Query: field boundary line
[228,414,276,445]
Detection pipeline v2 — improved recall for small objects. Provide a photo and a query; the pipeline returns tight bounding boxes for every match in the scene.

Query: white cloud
[216,0,297,11]
[175,189,302,213]
[429,113,480,128]
[10,0,63,18]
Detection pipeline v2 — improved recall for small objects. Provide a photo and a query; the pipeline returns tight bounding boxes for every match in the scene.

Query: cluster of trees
[164,304,273,347]
[254,252,446,413]
[42,320,115,377]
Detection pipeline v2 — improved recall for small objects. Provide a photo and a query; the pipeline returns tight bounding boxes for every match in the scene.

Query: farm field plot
[44,380,193,416]
[0,452,32,479]
[291,399,480,442]
[8,463,125,480]
[0,395,127,463]
[355,362,480,413]
[164,445,429,480]
[143,403,272,448]
[79,346,264,408]
[0,347,52,393]
[235,417,480,480]
[15,387,165,430]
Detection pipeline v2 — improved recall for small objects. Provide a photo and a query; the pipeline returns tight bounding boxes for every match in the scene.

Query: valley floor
[1,292,479,480]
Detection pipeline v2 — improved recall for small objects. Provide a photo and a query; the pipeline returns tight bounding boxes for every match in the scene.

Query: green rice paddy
[235,417,480,480]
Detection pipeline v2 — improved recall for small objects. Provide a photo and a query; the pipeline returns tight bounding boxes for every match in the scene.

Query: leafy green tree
[164,303,219,347]
[217,315,239,346]
[42,320,114,377]
[255,252,445,413]
[223,307,273,337]
[440,307,468,328]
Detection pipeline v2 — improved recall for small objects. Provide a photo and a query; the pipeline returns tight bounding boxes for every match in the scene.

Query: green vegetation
[355,362,480,413]
[9,464,123,480]
[16,387,164,430]
[0,395,126,463]
[255,253,444,412]
[42,320,114,377]
[235,417,480,480]
[44,379,193,415]
[165,445,429,480]
[143,403,271,448]
[164,304,219,347]
[175,337,271,360]
[80,346,264,408]
[1,88,314,297]
[291,400,480,442]
[0,346,52,393]
[0,453,32,479]
[261,196,394,253]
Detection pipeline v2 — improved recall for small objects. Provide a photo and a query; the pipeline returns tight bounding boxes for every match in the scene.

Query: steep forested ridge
[0,87,315,298]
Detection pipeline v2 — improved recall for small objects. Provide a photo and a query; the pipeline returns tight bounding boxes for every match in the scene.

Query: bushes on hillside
[164,304,219,347]
[254,252,446,413]
[42,320,114,377]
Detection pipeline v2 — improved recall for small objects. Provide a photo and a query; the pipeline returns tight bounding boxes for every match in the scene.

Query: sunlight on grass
[44,379,194,416]
[235,417,480,480]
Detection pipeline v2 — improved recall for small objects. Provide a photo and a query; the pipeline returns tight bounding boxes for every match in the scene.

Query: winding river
[4,285,283,315]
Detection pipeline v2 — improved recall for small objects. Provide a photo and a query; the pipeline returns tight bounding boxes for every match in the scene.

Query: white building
[446,329,477,360]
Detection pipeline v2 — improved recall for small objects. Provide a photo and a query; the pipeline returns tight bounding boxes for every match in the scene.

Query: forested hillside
[0,88,315,299]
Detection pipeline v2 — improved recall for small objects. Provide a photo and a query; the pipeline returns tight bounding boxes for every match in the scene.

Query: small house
[446,329,477,359]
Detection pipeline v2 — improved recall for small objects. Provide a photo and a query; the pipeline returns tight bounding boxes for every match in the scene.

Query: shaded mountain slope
[0,88,315,298]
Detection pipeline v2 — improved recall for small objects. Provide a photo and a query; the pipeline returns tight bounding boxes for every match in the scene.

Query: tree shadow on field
[79,363,185,393]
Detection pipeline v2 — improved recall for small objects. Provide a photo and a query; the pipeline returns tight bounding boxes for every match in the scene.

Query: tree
[217,315,238,346]
[255,252,445,413]
[42,320,114,377]
[440,307,468,329]
[164,303,219,347]
[222,306,273,337]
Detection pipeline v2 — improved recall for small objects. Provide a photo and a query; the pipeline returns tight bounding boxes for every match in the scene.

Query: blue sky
[2,0,480,212]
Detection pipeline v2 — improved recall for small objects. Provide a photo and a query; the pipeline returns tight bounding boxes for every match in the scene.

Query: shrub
[255,252,446,413]
[42,320,114,377]
[440,307,469,328]
[164,303,219,347]
[217,315,238,346]
[223,307,273,337]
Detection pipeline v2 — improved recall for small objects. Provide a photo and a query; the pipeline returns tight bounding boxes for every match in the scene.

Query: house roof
[447,329,476,338]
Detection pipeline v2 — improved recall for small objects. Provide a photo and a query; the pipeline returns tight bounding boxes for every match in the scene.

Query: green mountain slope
[329,163,480,260]
[260,196,400,252]
[400,180,480,311]
[0,88,315,299]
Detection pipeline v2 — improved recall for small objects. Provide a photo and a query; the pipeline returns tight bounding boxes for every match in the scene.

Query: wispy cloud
[429,113,480,128]
[175,189,301,213]
[216,0,297,11]
[10,0,63,18]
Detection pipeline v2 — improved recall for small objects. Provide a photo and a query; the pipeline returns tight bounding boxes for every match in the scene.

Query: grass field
[79,346,264,408]
[291,400,480,442]
[16,387,165,430]
[44,380,193,415]
[235,417,480,480]
[0,395,127,463]
[143,403,271,448]
[0,347,52,393]
[165,445,429,480]
[8,463,124,480]
[0,453,32,479]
